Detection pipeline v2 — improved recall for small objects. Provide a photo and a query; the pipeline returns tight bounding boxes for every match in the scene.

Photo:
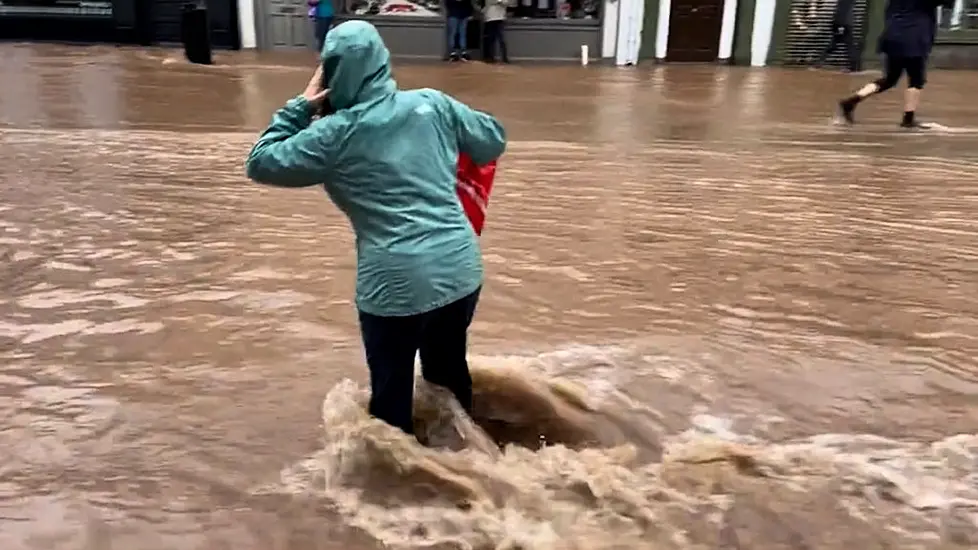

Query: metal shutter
[781,0,869,67]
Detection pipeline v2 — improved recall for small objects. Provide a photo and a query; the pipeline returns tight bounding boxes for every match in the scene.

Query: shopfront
[0,0,241,49]
[0,0,136,42]
[746,0,978,69]
[144,0,240,48]
[254,0,605,61]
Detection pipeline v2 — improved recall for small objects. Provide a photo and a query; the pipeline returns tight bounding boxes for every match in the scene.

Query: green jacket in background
[245,20,506,317]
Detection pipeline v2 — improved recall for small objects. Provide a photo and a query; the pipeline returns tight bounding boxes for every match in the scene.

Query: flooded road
[1,43,977,549]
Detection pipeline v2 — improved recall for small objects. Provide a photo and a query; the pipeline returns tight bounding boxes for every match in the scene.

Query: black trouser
[314,16,333,53]
[483,20,509,62]
[818,22,861,71]
[358,288,481,435]
[876,54,927,91]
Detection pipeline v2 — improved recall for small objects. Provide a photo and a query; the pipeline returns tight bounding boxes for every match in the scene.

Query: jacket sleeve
[245,96,338,188]
[440,92,507,166]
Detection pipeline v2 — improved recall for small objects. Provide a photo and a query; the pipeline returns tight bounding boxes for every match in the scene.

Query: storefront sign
[0,0,113,18]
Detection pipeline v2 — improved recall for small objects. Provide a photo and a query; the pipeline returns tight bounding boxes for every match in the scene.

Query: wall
[239,0,258,48]
[602,0,621,58]
[748,0,775,65]
[931,43,978,69]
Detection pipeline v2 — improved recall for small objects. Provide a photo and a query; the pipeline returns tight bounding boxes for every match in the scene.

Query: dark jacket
[446,0,474,18]
[878,0,950,58]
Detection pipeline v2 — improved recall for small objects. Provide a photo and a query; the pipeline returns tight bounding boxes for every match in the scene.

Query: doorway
[666,0,725,62]
[256,0,315,49]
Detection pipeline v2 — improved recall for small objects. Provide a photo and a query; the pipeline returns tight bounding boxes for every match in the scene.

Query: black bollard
[181,2,213,65]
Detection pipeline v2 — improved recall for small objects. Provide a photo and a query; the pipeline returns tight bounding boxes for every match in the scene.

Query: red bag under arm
[456,153,497,236]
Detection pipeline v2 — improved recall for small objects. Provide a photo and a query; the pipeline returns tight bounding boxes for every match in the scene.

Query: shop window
[0,0,113,18]
[338,0,600,20]
[342,0,441,17]
[940,0,978,31]
[510,0,601,20]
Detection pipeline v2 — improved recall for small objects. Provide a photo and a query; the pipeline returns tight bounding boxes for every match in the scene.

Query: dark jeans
[446,16,469,56]
[358,288,481,435]
[817,22,861,72]
[314,16,333,52]
[483,20,508,62]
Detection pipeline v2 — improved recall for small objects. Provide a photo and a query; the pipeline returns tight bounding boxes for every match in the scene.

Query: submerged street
[1,44,977,549]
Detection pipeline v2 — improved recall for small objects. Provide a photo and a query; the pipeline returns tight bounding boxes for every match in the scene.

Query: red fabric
[456,153,497,236]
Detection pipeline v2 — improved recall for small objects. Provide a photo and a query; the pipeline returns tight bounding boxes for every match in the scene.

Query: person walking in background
[482,0,510,63]
[815,0,861,72]
[308,0,334,52]
[445,0,474,61]
[245,21,506,436]
[837,0,953,129]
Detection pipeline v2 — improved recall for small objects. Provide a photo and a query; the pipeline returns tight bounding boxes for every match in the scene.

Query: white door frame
[654,0,738,61]
[239,0,258,48]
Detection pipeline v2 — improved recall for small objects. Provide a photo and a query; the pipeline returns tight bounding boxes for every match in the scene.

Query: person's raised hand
[302,64,329,110]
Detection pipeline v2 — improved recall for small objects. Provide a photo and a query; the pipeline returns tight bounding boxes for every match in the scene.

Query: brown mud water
[1,43,977,549]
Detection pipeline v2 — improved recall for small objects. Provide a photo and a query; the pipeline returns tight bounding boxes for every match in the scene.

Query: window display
[512,0,600,19]
[343,0,442,17]
[0,0,112,18]
[340,0,601,20]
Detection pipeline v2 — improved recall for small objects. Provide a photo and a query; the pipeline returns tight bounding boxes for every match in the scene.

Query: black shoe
[838,100,856,124]
[900,120,931,130]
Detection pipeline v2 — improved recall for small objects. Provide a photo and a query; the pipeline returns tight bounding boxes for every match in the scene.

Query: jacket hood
[319,21,397,110]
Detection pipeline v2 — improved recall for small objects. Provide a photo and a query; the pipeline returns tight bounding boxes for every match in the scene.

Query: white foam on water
[254,346,978,550]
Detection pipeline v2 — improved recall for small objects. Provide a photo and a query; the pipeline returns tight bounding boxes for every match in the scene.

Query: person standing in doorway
[308,0,334,52]
[482,0,510,63]
[815,0,861,72]
[837,0,953,129]
[445,0,474,61]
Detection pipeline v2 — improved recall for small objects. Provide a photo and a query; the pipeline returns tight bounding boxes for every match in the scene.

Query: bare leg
[837,82,881,124]
[904,87,920,112]
[856,82,880,99]
[900,57,927,128]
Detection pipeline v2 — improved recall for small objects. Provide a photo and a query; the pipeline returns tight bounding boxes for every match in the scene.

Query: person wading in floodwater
[244,21,507,436]
[837,0,954,129]
[814,0,861,72]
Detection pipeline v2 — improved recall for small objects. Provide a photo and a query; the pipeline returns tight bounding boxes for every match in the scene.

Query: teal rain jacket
[245,21,507,317]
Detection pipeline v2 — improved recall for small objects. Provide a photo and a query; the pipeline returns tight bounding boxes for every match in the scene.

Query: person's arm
[439,92,506,165]
[245,96,339,188]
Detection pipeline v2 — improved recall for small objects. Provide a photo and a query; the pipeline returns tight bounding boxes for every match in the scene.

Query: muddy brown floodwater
[1,43,978,550]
